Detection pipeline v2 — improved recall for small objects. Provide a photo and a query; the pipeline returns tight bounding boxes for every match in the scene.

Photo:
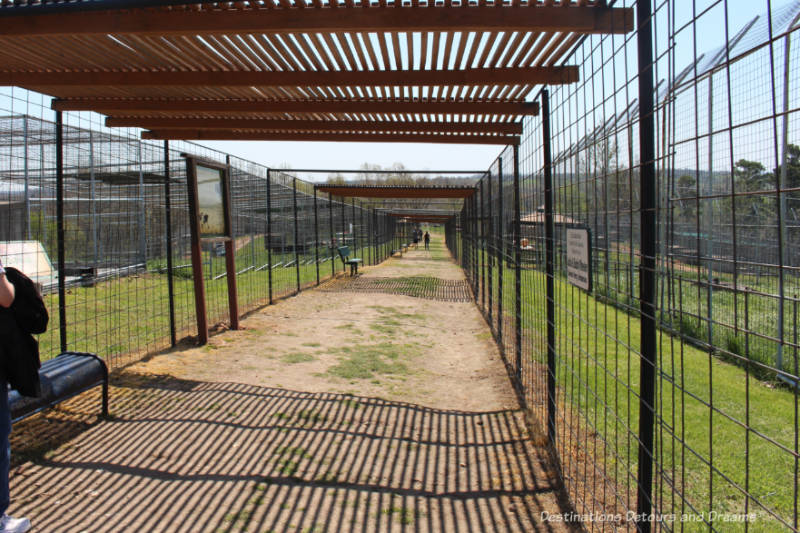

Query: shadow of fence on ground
[10,373,575,532]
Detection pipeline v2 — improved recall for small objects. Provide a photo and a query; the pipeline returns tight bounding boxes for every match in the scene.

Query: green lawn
[40,237,394,364]
[465,244,798,532]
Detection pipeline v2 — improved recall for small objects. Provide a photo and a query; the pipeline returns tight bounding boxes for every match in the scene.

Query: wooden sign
[184,155,239,344]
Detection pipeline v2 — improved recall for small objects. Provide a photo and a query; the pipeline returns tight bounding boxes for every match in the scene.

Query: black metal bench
[10,351,109,423]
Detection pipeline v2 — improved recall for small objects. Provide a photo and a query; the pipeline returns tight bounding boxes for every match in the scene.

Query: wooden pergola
[0,0,632,146]
[316,184,475,198]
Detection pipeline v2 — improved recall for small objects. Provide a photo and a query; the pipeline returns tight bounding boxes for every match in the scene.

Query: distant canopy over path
[0,0,632,145]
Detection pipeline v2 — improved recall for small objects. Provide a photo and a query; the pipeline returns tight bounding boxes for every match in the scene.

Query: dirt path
[9,237,575,532]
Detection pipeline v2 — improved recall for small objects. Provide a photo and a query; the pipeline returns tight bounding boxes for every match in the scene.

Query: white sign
[0,241,54,283]
[566,228,591,291]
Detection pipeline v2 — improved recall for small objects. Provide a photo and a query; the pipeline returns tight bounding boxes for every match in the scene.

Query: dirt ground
[8,238,577,532]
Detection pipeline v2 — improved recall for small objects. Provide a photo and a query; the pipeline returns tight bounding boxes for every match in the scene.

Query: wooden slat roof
[0,0,633,145]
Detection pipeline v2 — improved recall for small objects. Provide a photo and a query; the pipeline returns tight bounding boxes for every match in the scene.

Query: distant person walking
[424,231,431,250]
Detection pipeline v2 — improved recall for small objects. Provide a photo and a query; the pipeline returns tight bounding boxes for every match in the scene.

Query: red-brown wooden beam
[316,185,476,199]
[141,129,520,145]
[107,117,523,135]
[6,66,578,87]
[388,214,453,221]
[53,98,539,116]
[1,6,634,36]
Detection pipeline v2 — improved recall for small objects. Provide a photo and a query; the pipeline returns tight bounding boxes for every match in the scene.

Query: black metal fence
[448,0,800,531]
[0,109,397,368]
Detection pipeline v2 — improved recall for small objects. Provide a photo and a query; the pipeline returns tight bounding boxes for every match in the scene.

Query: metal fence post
[55,109,67,353]
[164,140,176,347]
[543,89,557,446]
[352,198,357,259]
[314,187,320,286]
[329,193,335,277]
[487,173,493,322]
[513,143,522,383]
[267,169,273,305]
[368,208,373,265]
[635,1,658,530]
[137,141,147,265]
[23,116,30,240]
[472,193,479,299]
[341,196,346,273]
[481,179,488,316]
[293,178,300,292]
[89,130,97,266]
[497,159,504,345]
[224,155,239,330]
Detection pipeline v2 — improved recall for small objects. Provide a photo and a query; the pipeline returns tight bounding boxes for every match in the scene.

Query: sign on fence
[566,228,591,291]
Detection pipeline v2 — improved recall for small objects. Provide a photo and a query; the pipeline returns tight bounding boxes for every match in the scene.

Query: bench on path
[337,246,363,276]
[10,351,109,423]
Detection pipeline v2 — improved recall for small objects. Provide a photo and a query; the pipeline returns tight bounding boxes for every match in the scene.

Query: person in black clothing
[0,259,32,533]
[424,231,431,250]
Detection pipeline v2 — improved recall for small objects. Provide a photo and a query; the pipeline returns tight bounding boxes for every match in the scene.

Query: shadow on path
[10,372,576,532]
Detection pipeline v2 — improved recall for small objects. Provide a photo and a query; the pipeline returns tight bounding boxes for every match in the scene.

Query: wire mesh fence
[449,0,800,531]
[0,91,395,369]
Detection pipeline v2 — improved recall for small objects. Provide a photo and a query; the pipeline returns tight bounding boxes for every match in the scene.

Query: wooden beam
[316,185,476,198]
[54,98,540,116]
[106,117,524,135]
[140,129,520,145]
[1,6,634,37]
[6,66,579,87]
[387,213,453,220]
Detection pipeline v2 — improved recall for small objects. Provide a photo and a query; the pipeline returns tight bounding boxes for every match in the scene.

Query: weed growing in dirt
[281,352,317,364]
[277,459,299,475]
[380,506,415,525]
[315,470,340,484]
[274,446,311,459]
[340,398,361,409]
[335,323,363,335]
[368,306,426,322]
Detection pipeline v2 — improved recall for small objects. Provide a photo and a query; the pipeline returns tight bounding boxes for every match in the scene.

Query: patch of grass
[302,342,322,348]
[510,265,800,527]
[224,509,253,524]
[340,397,361,409]
[326,342,420,380]
[335,323,363,335]
[369,323,397,335]
[281,352,317,364]
[315,470,340,484]
[368,305,426,322]
[380,506,415,525]
[277,459,300,475]
[275,446,311,459]
[297,410,327,424]
[272,410,326,425]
